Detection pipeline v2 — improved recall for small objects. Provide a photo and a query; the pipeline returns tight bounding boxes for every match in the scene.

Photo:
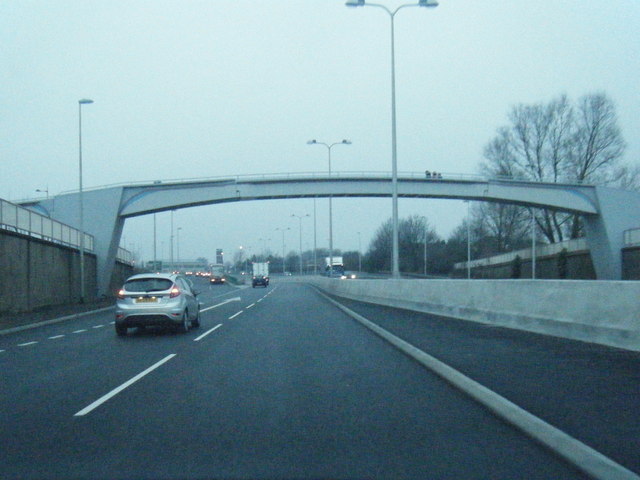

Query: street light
[465,200,471,279]
[78,98,93,303]
[177,227,182,272]
[421,216,428,277]
[307,139,351,276]
[258,237,271,259]
[170,210,175,272]
[36,188,49,199]
[357,231,362,273]
[291,213,310,275]
[345,0,438,278]
[275,227,291,273]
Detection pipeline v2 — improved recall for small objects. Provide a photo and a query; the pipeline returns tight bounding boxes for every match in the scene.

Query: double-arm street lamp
[345,0,438,278]
[291,214,310,275]
[307,139,351,276]
[78,98,94,303]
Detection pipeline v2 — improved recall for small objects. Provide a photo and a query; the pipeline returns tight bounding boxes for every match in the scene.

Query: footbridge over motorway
[22,172,640,297]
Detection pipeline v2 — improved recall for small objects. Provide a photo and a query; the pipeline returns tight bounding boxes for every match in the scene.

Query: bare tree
[365,216,440,274]
[482,92,626,243]
[569,93,626,183]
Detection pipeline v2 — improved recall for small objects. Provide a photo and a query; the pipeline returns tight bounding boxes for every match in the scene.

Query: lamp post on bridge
[78,98,94,303]
[345,0,438,278]
[307,139,351,277]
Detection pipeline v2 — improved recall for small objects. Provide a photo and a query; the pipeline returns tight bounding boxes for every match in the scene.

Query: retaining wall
[1,229,130,312]
[309,277,640,352]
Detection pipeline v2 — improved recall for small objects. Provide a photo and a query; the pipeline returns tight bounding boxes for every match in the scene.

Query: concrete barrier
[308,278,640,352]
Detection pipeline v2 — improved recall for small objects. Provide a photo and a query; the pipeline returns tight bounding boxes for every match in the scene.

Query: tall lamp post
[78,98,93,303]
[176,227,182,272]
[357,231,362,273]
[346,0,438,278]
[291,214,310,275]
[465,200,471,279]
[421,216,428,277]
[275,227,290,273]
[307,139,351,276]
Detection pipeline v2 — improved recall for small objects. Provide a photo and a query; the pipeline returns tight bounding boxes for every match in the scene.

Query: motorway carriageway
[1,278,638,480]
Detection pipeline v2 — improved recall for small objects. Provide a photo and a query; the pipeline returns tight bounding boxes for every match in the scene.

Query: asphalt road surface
[2,278,633,479]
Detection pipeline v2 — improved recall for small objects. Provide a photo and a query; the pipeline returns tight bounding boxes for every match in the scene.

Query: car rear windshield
[124,278,173,293]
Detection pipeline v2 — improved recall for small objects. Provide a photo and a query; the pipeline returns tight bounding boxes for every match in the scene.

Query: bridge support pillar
[583,186,640,280]
[42,187,125,298]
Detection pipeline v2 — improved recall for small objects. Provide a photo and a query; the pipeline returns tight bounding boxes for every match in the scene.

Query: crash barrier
[308,277,640,352]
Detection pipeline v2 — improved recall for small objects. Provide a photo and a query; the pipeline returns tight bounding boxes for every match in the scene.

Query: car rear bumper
[115,306,184,327]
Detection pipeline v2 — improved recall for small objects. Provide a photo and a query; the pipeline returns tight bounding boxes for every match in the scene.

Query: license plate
[135,297,158,303]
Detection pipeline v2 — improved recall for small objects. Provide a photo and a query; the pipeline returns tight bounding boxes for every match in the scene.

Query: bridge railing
[1,198,95,252]
[455,237,589,269]
[624,227,640,246]
[45,171,591,196]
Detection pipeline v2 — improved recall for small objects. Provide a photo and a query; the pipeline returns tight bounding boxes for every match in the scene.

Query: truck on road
[324,256,345,277]
[252,262,269,287]
[210,264,225,284]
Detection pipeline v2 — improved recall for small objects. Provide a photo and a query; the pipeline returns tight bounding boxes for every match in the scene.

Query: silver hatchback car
[115,273,200,336]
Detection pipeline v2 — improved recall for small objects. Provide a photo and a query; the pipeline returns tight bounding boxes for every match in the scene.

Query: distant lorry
[252,262,269,288]
[324,256,345,277]
[210,264,225,284]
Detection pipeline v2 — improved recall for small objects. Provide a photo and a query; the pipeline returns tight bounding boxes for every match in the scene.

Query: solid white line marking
[92,325,105,329]
[72,329,87,334]
[257,299,263,303]
[49,335,65,340]
[0,349,5,353]
[18,341,38,347]
[229,311,243,320]
[74,354,177,417]
[200,297,241,313]
[246,303,255,309]
[109,321,115,325]
[193,324,223,342]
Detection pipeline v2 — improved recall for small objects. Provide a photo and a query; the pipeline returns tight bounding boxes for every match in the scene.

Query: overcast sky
[2,1,639,265]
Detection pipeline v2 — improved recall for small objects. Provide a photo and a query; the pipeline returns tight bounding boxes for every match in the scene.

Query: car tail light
[169,286,181,298]
[117,289,125,299]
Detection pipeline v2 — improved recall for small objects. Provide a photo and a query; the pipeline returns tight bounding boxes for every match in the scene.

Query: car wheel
[192,308,200,328]
[116,324,127,336]
[179,311,190,333]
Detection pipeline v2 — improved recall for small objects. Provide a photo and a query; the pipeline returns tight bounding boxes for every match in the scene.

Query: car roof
[125,273,178,282]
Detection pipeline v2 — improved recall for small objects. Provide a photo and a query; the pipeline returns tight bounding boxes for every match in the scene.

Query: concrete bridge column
[583,186,640,280]
[41,187,125,298]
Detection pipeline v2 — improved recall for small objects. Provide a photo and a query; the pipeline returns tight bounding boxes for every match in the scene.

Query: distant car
[115,273,200,336]
[252,274,269,288]
[341,272,357,279]
[210,275,225,284]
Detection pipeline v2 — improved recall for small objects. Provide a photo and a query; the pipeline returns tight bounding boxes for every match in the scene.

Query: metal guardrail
[116,247,135,265]
[455,237,589,269]
[1,198,136,264]
[1,198,94,252]
[624,228,640,247]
